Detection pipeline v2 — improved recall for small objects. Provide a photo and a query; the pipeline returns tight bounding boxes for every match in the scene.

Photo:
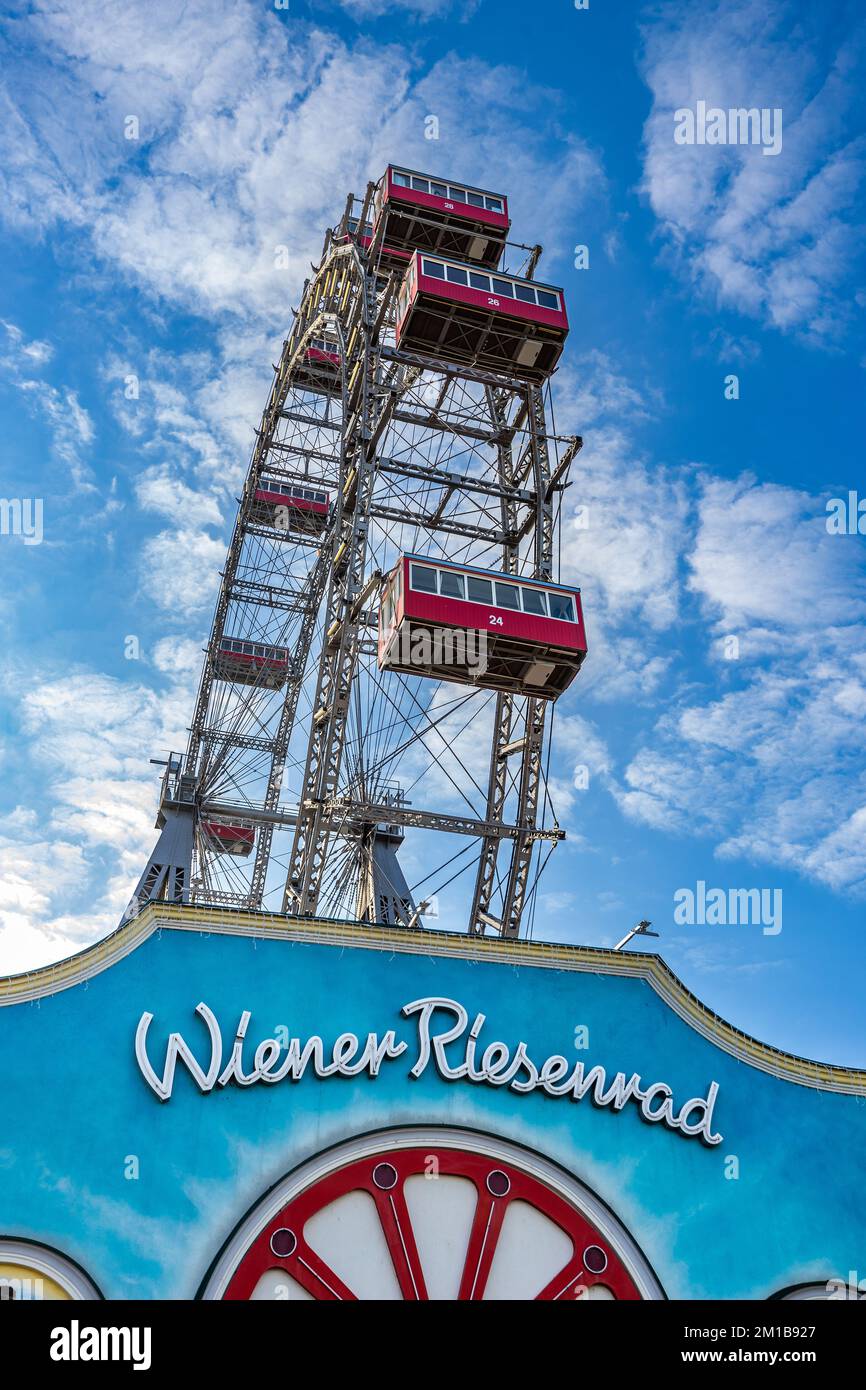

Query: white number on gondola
[489,614,503,626]
[488,297,500,307]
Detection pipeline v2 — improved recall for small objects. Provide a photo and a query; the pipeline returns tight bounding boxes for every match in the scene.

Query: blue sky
[0,0,864,1063]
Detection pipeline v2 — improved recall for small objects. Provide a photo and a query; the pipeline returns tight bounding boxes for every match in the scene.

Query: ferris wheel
[129,165,584,940]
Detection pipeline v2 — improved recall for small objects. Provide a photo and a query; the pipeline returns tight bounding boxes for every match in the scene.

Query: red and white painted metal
[224,1146,640,1301]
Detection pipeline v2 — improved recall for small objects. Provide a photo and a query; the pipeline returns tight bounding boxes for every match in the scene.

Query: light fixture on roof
[614,920,660,952]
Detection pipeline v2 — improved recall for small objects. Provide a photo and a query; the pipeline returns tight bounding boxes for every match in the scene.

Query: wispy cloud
[0,662,195,971]
[0,320,96,491]
[139,528,227,615]
[332,0,476,17]
[0,0,603,324]
[611,471,866,892]
[552,348,866,896]
[135,464,224,528]
[553,355,682,703]
[639,0,866,343]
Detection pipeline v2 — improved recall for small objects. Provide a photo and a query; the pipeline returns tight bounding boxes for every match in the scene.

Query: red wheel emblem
[224,1146,643,1301]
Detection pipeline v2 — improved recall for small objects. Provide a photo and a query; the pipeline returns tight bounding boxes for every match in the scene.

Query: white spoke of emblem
[403,1175,477,1301]
[483,1200,573,1301]
[304,1191,402,1300]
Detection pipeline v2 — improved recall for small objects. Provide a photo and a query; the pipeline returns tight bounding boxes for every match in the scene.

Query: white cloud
[553,357,687,652]
[0,665,195,971]
[540,890,576,914]
[581,627,672,703]
[615,747,722,835]
[0,318,53,366]
[543,340,866,896]
[333,0,465,16]
[801,804,866,891]
[0,894,90,976]
[689,473,866,631]
[613,472,866,892]
[705,328,761,365]
[18,672,189,779]
[152,636,206,677]
[139,528,227,614]
[0,320,96,491]
[102,344,259,510]
[560,433,685,632]
[553,712,612,781]
[0,1,604,323]
[0,836,87,920]
[135,464,224,528]
[639,0,866,342]
[549,346,866,896]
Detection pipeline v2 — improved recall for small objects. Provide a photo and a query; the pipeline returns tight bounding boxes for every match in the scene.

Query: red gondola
[292,335,342,395]
[213,638,292,689]
[373,166,509,269]
[247,479,330,535]
[336,214,411,272]
[306,338,340,368]
[378,555,586,699]
[200,819,256,857]
[395,252,568,382]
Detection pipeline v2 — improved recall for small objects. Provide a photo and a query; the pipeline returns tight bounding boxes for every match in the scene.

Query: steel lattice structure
[128,173,581,939]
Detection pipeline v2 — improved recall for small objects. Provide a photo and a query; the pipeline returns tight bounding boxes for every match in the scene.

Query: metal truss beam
[195,729,281,755]
[369,504,507,545]
[226,578,314,613]
[201,797,564,844]
[378,345,534,394]
[375,455,536,504]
